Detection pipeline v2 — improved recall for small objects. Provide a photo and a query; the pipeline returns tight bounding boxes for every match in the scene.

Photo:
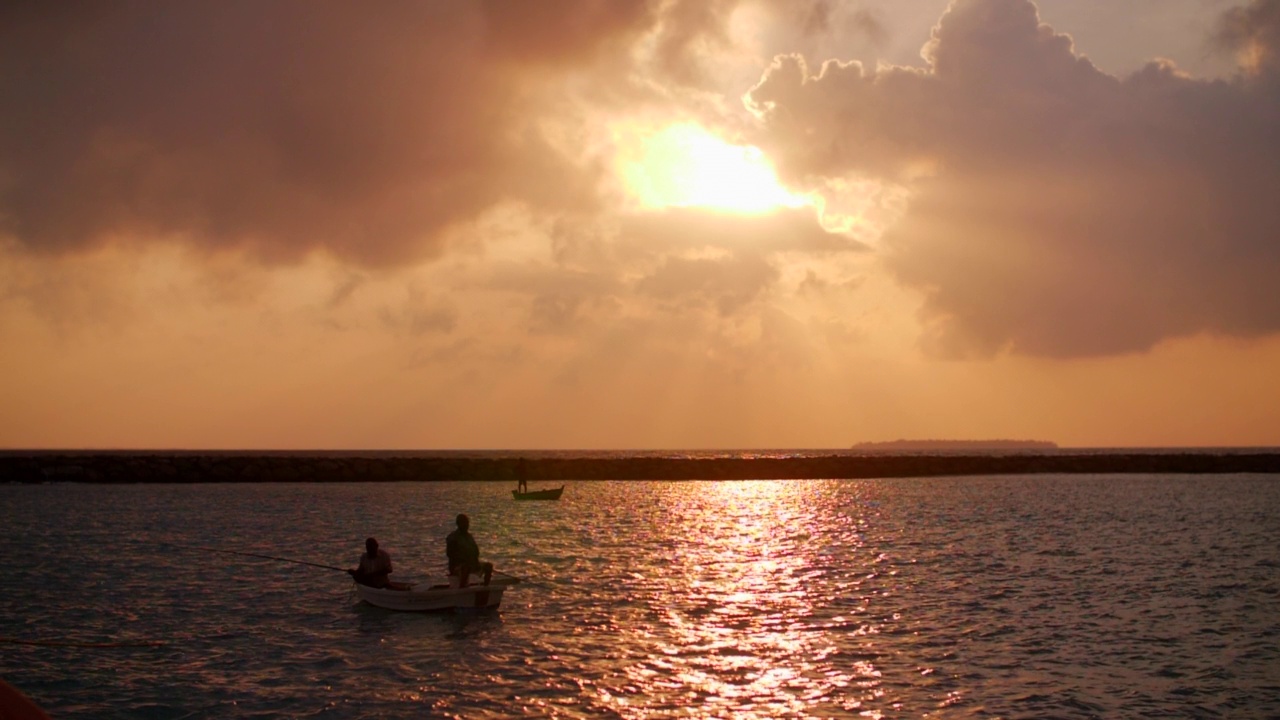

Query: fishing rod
[493,569,566,593]
[171,542,557,591]
[493,569,524,583]
[167,543,347,572]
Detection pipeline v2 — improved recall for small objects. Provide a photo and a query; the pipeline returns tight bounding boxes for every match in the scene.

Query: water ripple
[1,475,1278,717]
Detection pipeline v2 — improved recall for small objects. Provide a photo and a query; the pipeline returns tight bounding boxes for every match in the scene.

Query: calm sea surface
[2,475,1278,719]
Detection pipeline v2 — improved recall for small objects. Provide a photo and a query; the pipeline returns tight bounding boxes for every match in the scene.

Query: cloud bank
[749,0,1280,357]
[0,1,691,264]
[4,0,1278,366]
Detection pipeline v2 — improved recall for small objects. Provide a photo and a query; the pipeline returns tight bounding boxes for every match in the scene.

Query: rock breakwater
[2,451,1279,483]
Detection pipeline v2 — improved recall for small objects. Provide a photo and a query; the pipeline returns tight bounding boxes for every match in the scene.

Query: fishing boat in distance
[354,574,521,612]
[512,485,564,501]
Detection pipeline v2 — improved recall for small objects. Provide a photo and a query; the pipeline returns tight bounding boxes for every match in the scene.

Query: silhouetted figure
[446,514,493,587]
[516,458,529,494]
[348,537,394,588]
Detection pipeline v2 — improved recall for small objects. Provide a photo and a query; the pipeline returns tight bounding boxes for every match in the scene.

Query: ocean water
[2,474,1278,719]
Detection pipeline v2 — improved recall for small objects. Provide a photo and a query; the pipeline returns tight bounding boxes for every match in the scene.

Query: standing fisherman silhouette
[446,514,493,587]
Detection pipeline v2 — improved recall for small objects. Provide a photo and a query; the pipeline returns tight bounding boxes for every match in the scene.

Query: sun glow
[617,123,809,213]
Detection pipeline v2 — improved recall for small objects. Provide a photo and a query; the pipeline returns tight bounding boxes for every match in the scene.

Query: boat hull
[354,576,518,612]
[512,486,564,500]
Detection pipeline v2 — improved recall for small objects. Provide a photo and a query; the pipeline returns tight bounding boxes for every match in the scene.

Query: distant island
[852,439,1059,451]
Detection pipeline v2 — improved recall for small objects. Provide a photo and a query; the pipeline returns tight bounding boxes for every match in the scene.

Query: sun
[616,123,809,213]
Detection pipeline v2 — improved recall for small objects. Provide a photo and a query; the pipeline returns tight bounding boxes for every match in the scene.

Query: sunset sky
[3,0,1279,450]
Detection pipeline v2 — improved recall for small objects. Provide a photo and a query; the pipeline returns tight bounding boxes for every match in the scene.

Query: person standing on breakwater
[446,514,493,587]
[348,537,394,588]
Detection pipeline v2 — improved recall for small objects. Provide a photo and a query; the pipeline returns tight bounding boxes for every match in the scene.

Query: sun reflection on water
[11,478,1275,716]
[588,480,890,718]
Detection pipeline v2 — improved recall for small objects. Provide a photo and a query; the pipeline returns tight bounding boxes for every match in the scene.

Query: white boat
[353,575,520,612]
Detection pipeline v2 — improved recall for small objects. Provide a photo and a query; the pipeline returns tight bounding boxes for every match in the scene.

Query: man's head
[365,537,378,554]
[456,514,470,531]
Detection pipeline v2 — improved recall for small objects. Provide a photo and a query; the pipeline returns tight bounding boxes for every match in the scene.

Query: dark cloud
[479,0,659,65]
[0,1,676,266]
[748,0,1280,357]
[1214,0,1280,79]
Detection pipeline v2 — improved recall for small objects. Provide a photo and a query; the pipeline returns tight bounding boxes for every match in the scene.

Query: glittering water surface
[2,475,1278,719]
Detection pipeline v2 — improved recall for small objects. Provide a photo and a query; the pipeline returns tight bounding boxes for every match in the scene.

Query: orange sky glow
[2,0,1279,450]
